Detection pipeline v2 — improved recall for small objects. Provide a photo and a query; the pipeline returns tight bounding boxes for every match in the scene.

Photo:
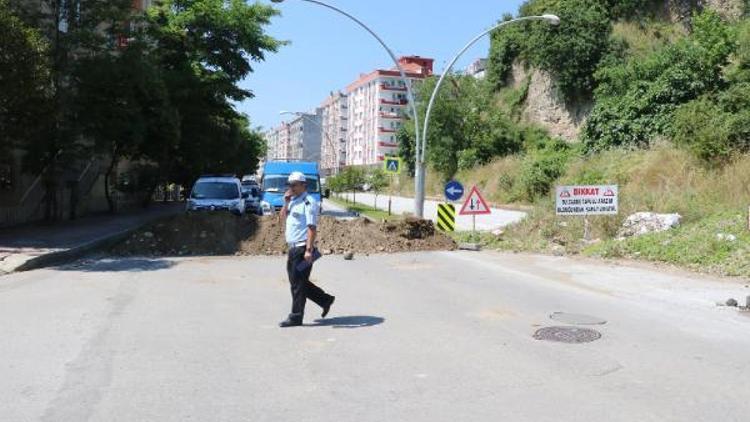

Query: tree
[146,0,282,186]
[337,166,366,203]
[75,41,180,212]
[367,168,390,207]
[9,0,136,219]
[402,75,524,181]
[0,1,49,163]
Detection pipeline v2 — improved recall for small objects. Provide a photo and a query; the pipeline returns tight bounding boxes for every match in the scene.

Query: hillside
[389,0,750,277]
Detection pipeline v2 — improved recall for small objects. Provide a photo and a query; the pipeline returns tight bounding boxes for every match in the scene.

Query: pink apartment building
[345,56,433,166]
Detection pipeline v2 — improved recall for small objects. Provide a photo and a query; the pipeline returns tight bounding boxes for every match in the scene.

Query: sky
[236,0,527,131]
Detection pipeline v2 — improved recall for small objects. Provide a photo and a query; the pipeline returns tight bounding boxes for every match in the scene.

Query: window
[191,182,240,200]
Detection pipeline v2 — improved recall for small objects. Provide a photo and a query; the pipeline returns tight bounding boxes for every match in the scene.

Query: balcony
[380,98,408,106]
[378,141,398,148]
[379,112,401,119]
[378,127,397,133]
[380,83,407,92]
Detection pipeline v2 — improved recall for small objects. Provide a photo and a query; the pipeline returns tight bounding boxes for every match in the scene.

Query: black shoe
[321,296,335,318]
[279,318,303,328]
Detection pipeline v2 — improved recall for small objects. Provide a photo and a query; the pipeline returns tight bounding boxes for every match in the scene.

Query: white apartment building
[466,58,488,79]
[265,111,322,163]
[287,112,323,163]
[265,123,291,161]
[319,91,348,175]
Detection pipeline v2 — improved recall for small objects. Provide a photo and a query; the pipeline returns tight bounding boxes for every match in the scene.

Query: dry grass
[611,20,686,59]
[461,145,750,276]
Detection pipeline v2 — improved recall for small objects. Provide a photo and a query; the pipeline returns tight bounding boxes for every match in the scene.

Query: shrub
[672,82,750,162]
[671,98,732,162]
[517,140,574,200]
[583,10,735,151]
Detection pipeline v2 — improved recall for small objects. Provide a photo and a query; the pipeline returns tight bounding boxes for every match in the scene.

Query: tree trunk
[104,153,118,213]
[142,180,158,208]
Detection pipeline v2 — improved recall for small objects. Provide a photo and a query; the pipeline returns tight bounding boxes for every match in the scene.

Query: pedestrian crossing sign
[384,156,401,174]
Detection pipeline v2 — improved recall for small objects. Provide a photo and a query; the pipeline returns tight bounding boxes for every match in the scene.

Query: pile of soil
[110,213,455,257]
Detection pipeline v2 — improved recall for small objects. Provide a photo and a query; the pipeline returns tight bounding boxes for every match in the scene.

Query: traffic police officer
[278,171,335,328]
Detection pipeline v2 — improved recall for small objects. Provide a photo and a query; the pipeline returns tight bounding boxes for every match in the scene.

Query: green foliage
[583,10,735,151]
[517,140,574,200]
[148,0,283,102]
[488,0,614,101]
[0,1,49,159]
[588,212,750,277]
[486,13,525,88]
[5,0,279,217]
[367,168,390,195]
[397,125,416,176]
[672,83,750,162]
[415,75,525,181]
[671,98,733,162]
[328,166,367,194]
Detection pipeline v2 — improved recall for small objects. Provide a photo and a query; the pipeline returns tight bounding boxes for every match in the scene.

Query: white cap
[287,171,306,184]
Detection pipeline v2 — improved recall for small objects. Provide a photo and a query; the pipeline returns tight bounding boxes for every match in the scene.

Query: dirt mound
[111,213,455,257]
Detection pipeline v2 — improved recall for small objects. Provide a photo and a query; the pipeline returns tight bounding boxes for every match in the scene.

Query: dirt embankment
[110,214,455,257]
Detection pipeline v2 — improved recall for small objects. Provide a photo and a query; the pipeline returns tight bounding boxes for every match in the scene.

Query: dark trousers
[287,246,332,321]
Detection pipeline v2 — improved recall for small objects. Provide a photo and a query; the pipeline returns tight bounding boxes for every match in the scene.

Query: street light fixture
[279,110,339,174]
[419,14,560,216]
[270,0,426,216]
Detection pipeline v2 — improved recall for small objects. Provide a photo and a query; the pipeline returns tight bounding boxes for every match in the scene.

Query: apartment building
[345,56,433,166]
[265,111,322,163]
[319,91,348,175]
[264,123,290,161]
[466,58,488,79]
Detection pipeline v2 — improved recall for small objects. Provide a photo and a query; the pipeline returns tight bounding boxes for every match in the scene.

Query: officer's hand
[284,189,293,203]
[304,250,313,263]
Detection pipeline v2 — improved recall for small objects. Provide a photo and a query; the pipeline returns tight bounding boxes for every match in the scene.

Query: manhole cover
[550,312,607,325]
[533,326,602,344]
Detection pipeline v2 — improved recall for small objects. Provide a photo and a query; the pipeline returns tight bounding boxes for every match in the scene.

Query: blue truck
[259,161,328,215]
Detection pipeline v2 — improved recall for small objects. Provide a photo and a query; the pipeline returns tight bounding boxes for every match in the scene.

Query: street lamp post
[271,0,425,216]
[279,110,338,175]
[419,15,560,214]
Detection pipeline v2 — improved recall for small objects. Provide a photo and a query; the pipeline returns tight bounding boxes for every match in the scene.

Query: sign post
[384,157,402,217]
[459,185,491,233]
[556,185,619,239]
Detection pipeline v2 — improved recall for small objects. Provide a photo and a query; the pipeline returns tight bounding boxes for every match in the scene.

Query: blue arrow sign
[444,180,464,202]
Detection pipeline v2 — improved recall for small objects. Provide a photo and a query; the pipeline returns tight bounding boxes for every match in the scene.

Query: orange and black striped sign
[437,203,456,232]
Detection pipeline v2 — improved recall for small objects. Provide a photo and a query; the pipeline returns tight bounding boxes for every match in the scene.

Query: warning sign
[555,185,619,216]
[459,186,491,216]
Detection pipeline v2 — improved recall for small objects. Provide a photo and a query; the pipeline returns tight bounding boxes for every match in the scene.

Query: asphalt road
[2,252,749,422]
[339,192,527,231]
[320,198,358,220]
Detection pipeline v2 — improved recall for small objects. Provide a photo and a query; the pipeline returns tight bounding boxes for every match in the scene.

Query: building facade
[264,123,290,161]
[466,58,488,79]
[319,91,348,175]
[265,111,322,163]
[345,56,433,167]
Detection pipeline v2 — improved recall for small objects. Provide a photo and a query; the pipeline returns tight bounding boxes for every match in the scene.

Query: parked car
[241,180,261,214]
[186,175,246,216]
